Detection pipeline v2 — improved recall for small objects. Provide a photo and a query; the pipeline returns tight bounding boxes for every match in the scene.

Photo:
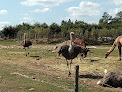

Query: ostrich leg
[28,47,30,56]
[24,47,27,56]
[69,59,72,75]
[66,60,71,76]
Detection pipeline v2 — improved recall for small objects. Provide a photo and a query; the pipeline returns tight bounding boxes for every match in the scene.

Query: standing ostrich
[21,33,32,56]
[58,32,88,76]
[105,35,122,60]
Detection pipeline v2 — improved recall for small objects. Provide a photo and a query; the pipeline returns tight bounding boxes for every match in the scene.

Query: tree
[91,28,99,40]
[34,22,41,28]
[2,25,18,39]
[99,12,112,24]
[116,11,122,22]
[61,20,67,26]
[49,23,61,34]
[41,23,48,29]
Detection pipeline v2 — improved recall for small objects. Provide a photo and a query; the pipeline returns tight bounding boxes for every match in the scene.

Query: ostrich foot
[68,72,71,77]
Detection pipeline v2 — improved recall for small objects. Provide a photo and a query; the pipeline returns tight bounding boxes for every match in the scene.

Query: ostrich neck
[69,34,74,53]
[70,34,73,47]
[24,34,27,44]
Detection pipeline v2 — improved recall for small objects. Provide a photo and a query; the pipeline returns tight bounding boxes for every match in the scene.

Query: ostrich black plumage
[21,33,32,56]
[58,32,88,76]
[58,45,87,76]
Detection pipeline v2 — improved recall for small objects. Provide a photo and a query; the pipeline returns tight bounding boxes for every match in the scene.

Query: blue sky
[0,0,122,30]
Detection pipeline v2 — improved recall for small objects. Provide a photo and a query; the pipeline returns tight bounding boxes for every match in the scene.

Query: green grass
[0,40,19,46]
[88,48,118,58]
[0,62,69,92]
[0,42,121,92]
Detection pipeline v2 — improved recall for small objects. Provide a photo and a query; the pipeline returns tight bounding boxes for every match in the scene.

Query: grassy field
[0,41,122,92]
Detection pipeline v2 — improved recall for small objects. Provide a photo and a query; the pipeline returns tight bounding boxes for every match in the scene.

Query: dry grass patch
[0,43,121,92]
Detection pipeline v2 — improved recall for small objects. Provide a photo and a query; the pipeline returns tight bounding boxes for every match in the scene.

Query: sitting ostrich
[97,69,122,88]
[58,32,89,76]
[105,35,122,60]
[21,33,32,56]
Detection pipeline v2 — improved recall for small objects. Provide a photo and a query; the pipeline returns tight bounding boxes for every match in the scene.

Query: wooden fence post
[74,65,79,92]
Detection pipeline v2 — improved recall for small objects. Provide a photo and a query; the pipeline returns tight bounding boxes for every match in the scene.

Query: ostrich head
[70,32,74,40]
[69,32,75,46]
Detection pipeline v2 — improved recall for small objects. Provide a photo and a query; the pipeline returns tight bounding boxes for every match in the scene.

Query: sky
[0,0,122,30]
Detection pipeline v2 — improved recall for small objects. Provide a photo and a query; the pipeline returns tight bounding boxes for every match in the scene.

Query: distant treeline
[0,11,122,45]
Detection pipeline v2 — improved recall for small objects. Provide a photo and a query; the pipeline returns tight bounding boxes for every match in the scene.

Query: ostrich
[21,33,32,56]
[105,35,122,60]
[58,32,89,76]
[97,69,122,88]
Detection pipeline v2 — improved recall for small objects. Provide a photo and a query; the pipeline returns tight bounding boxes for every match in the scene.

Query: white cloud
[23,17,33,21]
[21,0,73,7]
[23,17,32,20]
[0,10,8,14]
[113,0,122,5]
[109,8,122,16]
[0,22,10,30]
[0,22,10,25]
[66,1,100,20]
[21,16,34,24]
[31,8,51,13]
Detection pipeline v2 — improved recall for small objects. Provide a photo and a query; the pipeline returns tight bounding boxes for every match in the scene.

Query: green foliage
[49,23,61,34]
[1,11,122,45]
[99,12,112,24]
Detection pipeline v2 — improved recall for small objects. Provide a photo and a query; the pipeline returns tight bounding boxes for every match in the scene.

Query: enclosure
[0,41,121,92]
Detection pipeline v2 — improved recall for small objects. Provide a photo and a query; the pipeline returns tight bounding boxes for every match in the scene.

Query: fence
[74,65,79,92]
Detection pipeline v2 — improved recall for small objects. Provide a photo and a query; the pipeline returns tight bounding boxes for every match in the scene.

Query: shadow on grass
[30,55,40,58]
[90,59,99,62]
[79,74,103,79]
[30,55,41,60]
[85,59,100,62]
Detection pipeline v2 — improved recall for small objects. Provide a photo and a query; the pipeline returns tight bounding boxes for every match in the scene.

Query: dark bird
[21,33,32,56]
[58,32,89,76]
[97,69,122,88]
